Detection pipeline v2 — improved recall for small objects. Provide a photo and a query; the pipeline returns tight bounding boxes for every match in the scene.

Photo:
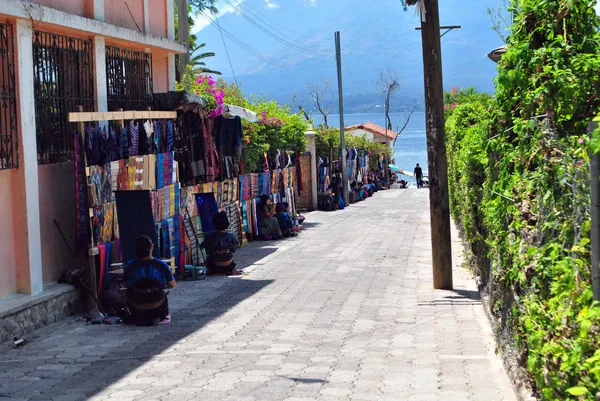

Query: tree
[487,0,515,43]
[377,69,399,132]
[307,80,333,129]
[190,43,222,75]
[174,1,220,80]
[188,0,218,14]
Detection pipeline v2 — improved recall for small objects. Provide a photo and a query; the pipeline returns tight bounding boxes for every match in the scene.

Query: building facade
[345,122,398,144]
[0,0,185,299]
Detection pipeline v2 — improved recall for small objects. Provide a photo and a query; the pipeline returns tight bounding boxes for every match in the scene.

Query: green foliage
[215,80,308,172]
[445,1,600,399]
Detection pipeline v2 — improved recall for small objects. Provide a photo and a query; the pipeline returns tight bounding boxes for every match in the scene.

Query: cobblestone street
[0,189,516,401]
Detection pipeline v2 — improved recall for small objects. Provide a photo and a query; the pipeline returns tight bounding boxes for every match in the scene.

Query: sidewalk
[0,189,516,401]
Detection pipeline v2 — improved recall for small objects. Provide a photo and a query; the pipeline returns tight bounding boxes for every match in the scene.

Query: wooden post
[589,119,600,301]
[178,0,189,73]
[420,0,453,289]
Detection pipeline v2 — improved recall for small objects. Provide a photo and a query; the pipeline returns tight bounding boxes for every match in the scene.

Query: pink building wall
[153,54,169,93]
[148,1,168,38]
[104,0,146,33]
[38,163,76,284]
[0,170,18,299]
[34,0,91,18]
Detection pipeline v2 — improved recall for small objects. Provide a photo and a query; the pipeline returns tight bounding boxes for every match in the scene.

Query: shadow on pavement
[0,276,274,400]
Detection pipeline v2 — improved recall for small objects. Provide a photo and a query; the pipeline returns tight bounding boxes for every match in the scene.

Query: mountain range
[193,0,506,113]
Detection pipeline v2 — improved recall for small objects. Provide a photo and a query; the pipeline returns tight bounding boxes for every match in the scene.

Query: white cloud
[265,0,280,9]
[596,2,600,15]
[192,0,244,32]
[309,0,317,6]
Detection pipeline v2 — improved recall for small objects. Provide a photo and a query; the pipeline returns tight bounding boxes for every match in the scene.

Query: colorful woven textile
[250,173,259,198]
[263,171,271,195]
[129,121,139,156]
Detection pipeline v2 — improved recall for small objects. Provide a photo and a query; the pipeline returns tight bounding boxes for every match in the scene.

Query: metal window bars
[0,23,18,170]
[33,31,94,164]
[106,46,153,112]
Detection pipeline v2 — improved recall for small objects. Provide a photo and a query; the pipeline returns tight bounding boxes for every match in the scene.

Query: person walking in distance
[414,163,424,188]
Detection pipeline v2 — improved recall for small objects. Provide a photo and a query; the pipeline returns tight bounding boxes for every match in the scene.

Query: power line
[199,11,292,69]
[220,0,317,56]
[341,53,360,91]
[213,11,238,86]
[222,0,320,54]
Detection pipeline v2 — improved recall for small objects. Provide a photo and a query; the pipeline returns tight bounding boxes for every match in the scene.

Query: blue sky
[190,0,513,103]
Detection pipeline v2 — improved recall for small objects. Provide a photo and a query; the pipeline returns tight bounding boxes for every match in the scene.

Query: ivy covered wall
[445,1,600,399]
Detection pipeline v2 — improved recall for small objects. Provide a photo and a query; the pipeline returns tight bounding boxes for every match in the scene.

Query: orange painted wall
[0,170,17,298]
[105,0,145,32]
[152,54,169,93]
[38,163,76,285]
[148,1,168,38]
[34,0,91,18]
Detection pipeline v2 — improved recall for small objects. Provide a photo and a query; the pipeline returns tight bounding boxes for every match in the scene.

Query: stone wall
[0,284,81,343]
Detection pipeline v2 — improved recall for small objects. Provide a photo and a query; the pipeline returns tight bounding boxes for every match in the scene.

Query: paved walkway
[0,189,516,401]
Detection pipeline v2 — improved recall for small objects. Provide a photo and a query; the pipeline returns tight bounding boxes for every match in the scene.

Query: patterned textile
[135,156,144,190]
[226,203,243,245]
[129,121,139,156]
[263,171,271,195]
[101,202,115,243]
[161,220,170,258]
[167,120,175,152]
[74,132,90,248]
[119,125,129,159]
[251,173,260,198]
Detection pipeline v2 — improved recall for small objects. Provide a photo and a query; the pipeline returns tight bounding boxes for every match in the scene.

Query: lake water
[315,112,428,175]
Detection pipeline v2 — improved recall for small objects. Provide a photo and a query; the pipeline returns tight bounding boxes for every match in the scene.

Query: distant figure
[414,163,424,188]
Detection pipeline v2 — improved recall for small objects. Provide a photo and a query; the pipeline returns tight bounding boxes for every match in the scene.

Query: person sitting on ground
[275,203,297,238]
[282,202,301,232]
[202,211,240,275]
[259,195,283,240]
[123,235,175,326]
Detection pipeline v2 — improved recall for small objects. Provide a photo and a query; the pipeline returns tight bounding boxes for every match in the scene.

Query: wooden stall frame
[72,106,177,312]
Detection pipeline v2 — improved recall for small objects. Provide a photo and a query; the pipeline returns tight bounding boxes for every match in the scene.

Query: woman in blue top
[202,212,240,275]
[123,236,175,325]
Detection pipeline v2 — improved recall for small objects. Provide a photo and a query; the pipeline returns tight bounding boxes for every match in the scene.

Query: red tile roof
[345,122,398,140]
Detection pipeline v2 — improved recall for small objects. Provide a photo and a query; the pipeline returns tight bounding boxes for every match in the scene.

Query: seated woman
[275,203,297,238]
[202,211,240,275]
[259,195,283,240]
[123,236,176,326]
[282,202,301,232]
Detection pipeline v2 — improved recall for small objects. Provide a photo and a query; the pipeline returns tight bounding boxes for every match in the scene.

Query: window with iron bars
[0,23,18,170]
[106,46,153,111]
[33,31,94,164]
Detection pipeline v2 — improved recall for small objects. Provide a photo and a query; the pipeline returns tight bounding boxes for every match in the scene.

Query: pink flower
[579,138,585,145]
[450,103,457,109]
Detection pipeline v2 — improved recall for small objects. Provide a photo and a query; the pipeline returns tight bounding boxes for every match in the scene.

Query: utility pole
[335,31,349,207]
[419,0,453,289]
[178,0,190,74]
[589,119,600,301]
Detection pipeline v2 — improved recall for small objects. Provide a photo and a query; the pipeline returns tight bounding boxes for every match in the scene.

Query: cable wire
[199,11,292,69]
[213,11,239,86]
[220,0,317,55]
[222,0,321,54]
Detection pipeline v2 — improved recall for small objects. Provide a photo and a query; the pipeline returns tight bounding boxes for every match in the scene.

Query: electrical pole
[420,0,453,289]
[178,0,189,74]
[589,119,600,301]
[335,31,349,207]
